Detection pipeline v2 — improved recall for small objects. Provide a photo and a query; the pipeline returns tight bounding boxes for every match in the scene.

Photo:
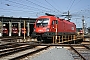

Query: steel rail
[10,45,50,60]
[0,45,36,57]
[70,45,86,60]
[82,44,90,50]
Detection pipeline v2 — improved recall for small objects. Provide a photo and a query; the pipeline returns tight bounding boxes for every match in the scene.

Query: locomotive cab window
[56,20,58,24]
[36,18,49,27]
[52,20,58,25]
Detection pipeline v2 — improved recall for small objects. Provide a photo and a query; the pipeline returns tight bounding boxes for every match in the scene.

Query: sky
[0,0,90,28]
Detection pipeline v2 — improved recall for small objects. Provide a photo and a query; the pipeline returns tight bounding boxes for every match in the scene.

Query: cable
[35,0,49,7]
[26,0,53,11]
[73,0,81,7]
[68,0,75,11]
[2,0,62,17]
[44,0,61,13]
[5,0,50,12]
[51,0,63,11]
[4,0,60,16]
[4,0,57,17]
[0,3,44,14]
[0,7,40,13]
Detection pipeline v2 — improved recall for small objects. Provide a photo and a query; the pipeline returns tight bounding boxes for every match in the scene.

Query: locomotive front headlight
[5,28,7,30]
[15,28,17,30]
[46,28,50,32]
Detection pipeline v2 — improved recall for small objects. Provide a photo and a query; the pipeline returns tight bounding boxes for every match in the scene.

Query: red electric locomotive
[31,15,76,41]
[12,23,18,36]
[12,27,18,34]
[3,24,8,35]
[3,27,8,35]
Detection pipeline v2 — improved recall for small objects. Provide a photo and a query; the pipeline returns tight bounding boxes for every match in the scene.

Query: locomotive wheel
[37,37,43,42]
[37,37,53,43]
[43,37,53,43]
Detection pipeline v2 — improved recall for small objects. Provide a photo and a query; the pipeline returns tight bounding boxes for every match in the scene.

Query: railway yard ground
[0,35,90,60]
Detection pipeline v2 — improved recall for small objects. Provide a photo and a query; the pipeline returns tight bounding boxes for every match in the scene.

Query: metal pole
[24,20,25,39]
[82,16,85,41]
[18,22,21,36]
[68,11,70,20]
[27,23,30,36]
[0,21,2,37]
[56,23,58,40]
[55,17,58,41]
[9,21,12,36]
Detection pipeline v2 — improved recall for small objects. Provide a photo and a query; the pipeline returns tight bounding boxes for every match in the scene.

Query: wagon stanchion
[62,35,64,43]
[58,36,60,43]
[73,35,76,44]
[68,35,69,42]
[72,35,74,42]
[53,36,55,44]
[55,36,57,44]
[71,35,73,41]
[56,36,60,44]
[65,35,67,42]
[74,35,76,40]
[53,36,56,44]
[53,36,61,44]
[63,35,65,42]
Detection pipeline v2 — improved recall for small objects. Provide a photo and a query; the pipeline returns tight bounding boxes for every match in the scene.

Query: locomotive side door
[51,20,58,32]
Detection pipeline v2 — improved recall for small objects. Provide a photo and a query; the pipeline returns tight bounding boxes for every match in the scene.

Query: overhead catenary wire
[1,0,63,17]
[0,4,55,17]
[68,0,75,11]
[66,0,82,20]
[5,0,52,12]
[1,0,90,19]
[0,8,49,17]
[0,3,46,15]
[51,0,63,11]
[72,0,81,8]
[0,7,43,13]
[35,0,50,7]
[44,0,61,13]
[4,0,60,17]
[26,0,54,11]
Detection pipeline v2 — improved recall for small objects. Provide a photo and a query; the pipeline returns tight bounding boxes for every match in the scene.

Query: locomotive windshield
[36,18,49,27]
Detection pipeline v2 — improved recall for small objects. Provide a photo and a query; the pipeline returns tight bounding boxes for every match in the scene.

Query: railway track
[34,43,90,60]
[1,43,90,60]
[0,37,90,60]
[0,38,49,60]
[65,44,90,60]
[0,43,50,60]
[0,36,23,42]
